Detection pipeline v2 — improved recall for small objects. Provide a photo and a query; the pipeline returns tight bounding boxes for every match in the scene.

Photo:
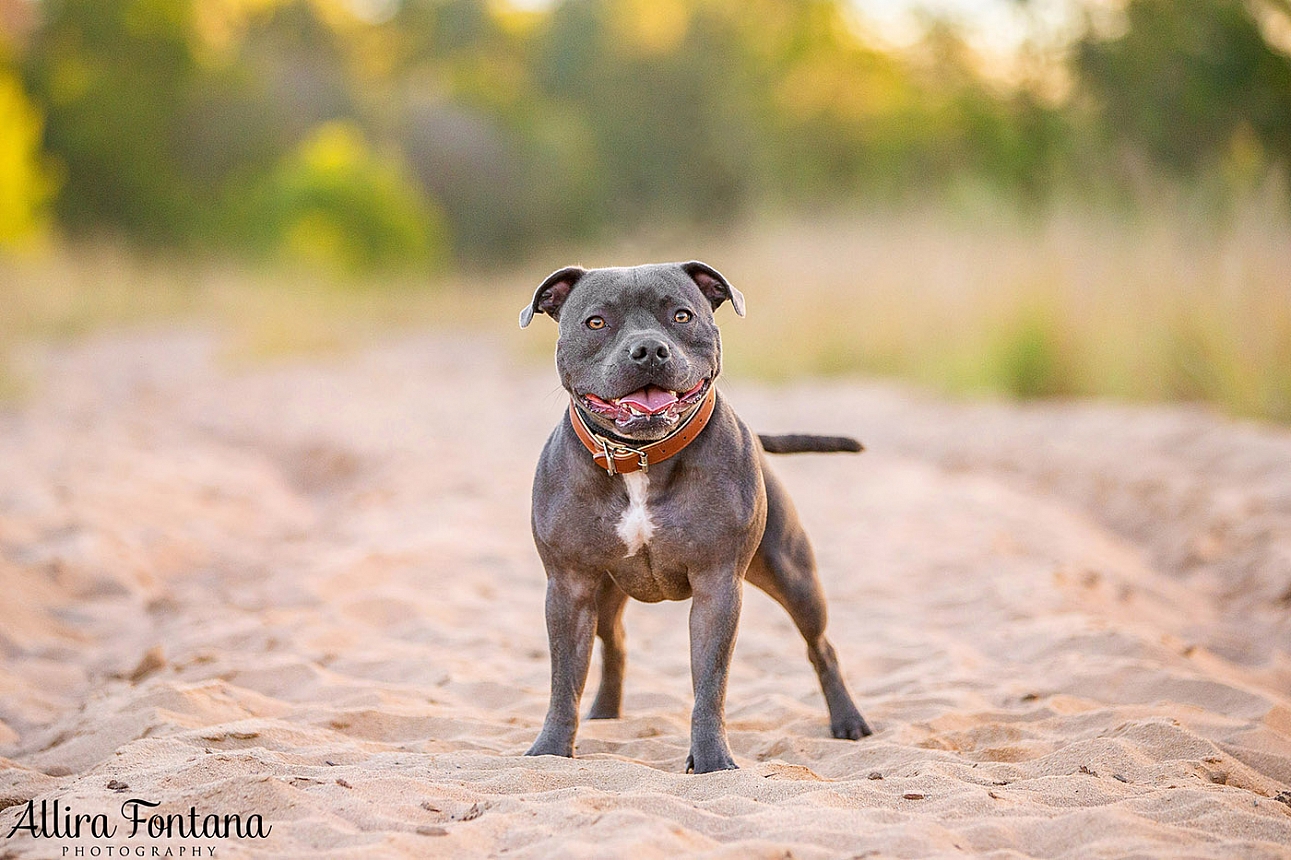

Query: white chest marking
[616,471,655,557]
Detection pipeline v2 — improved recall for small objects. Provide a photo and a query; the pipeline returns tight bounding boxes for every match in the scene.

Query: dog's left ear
[520,266,586,328]
[682,261,745,317]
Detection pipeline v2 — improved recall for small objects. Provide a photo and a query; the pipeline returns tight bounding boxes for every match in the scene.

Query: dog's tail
[758,434,864,454]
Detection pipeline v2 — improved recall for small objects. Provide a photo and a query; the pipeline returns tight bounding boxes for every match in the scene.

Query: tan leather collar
[569,385,717,475]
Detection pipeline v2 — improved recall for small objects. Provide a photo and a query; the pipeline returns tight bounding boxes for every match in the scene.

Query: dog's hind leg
[588,575,630,719]
[746,468,872,740]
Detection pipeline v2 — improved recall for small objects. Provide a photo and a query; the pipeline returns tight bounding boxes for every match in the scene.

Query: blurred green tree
[530,0,761,227]
[11,0,1291,264]
[1077,0,1291,182]
[24,0,212,242]
[251,120,448,273]
[0,62,58,247]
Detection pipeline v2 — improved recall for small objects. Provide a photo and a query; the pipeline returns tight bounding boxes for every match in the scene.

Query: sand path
[2,331,1290,858]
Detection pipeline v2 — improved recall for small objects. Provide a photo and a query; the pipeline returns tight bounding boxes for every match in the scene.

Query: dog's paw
[831,710,873,740]
[586,703,621,720]
[525,737,575,757]
[685,749,738,774]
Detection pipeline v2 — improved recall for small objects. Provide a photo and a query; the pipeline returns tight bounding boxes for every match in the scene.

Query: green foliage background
[3,0,1290,267]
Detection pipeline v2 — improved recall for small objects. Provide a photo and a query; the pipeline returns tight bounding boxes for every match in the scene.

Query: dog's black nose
[629,337,671,368]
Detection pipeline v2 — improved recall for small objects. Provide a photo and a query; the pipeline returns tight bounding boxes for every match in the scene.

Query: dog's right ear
[519,266,586,328]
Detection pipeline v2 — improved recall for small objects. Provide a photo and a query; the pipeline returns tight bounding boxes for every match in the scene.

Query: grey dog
[519,261,871,773]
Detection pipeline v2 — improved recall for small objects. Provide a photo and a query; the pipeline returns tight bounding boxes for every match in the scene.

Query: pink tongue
[619,385,677,414]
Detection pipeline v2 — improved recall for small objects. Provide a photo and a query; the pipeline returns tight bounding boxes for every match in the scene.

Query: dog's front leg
[686,571,742,773]
[527,572,598,758]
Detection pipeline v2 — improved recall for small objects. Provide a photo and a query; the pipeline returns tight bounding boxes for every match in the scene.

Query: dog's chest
[615,471,655,557]
[601,471,693,602]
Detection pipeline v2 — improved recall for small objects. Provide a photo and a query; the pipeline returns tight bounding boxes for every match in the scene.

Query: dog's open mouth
[580,379,708,430]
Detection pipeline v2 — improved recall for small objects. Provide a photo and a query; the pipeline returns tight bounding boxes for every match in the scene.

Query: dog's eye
[673,309,693,324]
[586,316,606,330]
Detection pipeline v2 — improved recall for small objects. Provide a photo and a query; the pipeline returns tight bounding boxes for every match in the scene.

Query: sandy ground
[2,330,1290,859]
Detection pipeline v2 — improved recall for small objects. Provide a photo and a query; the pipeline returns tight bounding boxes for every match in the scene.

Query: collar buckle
[598,437,649,476]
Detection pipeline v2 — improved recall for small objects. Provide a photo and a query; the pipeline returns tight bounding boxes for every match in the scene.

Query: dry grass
[4,194,1290,421]
[634,192,1291,422]
[0,246,523,398]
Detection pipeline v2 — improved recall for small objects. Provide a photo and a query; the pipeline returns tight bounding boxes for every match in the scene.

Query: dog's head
[520,261,745,440]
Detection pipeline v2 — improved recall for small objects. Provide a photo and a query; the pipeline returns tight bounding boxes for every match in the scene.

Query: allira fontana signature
[6,798,272,840]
